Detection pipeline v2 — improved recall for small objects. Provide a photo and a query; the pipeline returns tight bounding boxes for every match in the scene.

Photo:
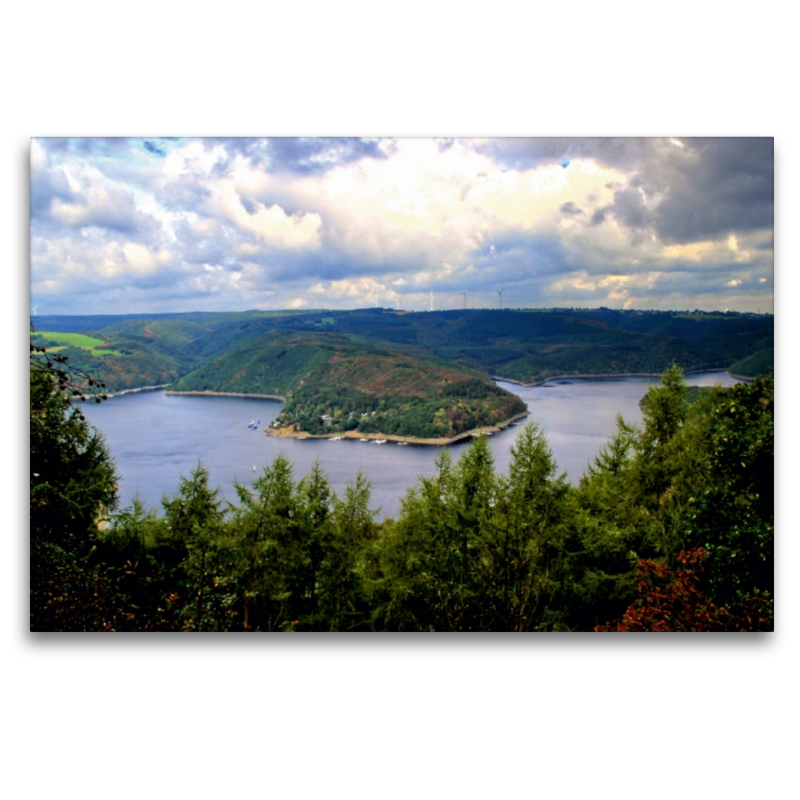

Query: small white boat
[396,441,408,446]
[329,435,344,441]
[373,439,387,445]
[358,438,370,443]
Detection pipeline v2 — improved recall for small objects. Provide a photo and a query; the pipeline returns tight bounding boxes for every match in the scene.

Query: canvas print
[29,137,774,632]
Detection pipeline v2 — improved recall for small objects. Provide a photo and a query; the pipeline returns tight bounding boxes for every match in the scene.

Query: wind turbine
[496,289,504,310]
[429,289,434,312]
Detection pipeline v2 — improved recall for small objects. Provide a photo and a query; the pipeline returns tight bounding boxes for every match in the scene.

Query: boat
[373,439,387,445]
[396,441,408,446]
[329,435,344,441]
[358,438,370,443]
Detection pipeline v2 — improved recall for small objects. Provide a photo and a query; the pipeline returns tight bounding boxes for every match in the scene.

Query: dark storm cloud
[590,139,774,244]
[650,138,773,243]
[478,137,652,172]
[476,137,774,245]
[608,186,649,229]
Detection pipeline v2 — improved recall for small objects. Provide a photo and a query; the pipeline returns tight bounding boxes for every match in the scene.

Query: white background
[4,2,796,798]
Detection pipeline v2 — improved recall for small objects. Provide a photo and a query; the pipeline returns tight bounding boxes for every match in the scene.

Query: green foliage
[160,462,236,630]
[571,417,650,629]
[315,472,379,631]
[35,305,772,403]
[33,352,774,632]
[372,429,576,631]
[172,330,525,439]
[30,367,119,630]
[671,374,774,607]
[729,349,773,377]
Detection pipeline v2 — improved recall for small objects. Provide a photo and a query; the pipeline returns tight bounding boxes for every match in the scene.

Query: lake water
[81,371,741,520]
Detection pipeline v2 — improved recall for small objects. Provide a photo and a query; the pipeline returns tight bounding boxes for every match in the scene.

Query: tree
[596,548,773,632]
[161,462,232,631]
[482,422,574,631]
[30,365,119,630]
[571,416,652,630]
[672,374,774,608]
[315,472,378,631]
[295,460,334,627]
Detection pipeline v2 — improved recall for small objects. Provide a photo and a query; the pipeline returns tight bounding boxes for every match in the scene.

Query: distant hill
[729,349,774,378]
[31,307,773,437]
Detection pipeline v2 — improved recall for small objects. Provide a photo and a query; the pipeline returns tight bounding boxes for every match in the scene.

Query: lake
[81,371,742,520]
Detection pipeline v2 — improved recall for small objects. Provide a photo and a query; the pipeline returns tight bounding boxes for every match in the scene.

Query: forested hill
[32,306,773,398]
[170,330,526,440]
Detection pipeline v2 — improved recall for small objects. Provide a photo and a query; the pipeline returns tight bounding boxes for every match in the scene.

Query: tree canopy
[30,355,773,632]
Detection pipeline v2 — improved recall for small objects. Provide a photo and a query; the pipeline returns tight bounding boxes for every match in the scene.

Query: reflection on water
[82,371,741,521]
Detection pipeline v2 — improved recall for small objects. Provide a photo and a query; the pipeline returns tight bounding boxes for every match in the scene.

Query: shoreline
[165,389,287,401]
[492,367,738,388]
[727,372,756,382]
[266,410,531,446]
[72,383,172,401]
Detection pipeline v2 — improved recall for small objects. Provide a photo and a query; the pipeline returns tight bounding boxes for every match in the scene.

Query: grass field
[36,331,121,356]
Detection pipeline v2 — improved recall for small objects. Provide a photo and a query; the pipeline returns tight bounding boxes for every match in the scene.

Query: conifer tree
[30,366,118,630]
[162,462,231,630]
[483,422,573,630]
[316,472,377,631]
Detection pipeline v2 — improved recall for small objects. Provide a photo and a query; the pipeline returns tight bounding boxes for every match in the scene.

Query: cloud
[33,156,162,237]
[479,137,774,245]
[206,179,322,250]
[199,137,388,175]
[29,137,774,315]
[143,141,166,157]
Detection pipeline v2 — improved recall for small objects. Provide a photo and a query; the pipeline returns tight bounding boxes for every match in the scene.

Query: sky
[30,136,774,315]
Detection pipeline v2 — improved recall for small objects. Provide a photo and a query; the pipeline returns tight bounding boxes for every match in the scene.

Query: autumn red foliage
[596,548,773,632]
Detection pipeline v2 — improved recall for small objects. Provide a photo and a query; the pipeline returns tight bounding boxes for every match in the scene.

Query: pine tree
[30,367,119,630]
[483,422,573,630]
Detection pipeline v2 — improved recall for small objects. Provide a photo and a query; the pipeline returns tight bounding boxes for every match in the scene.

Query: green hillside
[729,349,773,377]
[32,306,773,437]
[170,331,526,439]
